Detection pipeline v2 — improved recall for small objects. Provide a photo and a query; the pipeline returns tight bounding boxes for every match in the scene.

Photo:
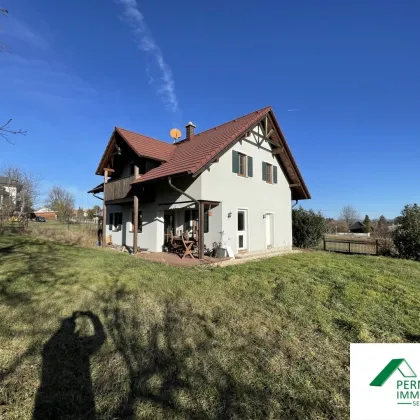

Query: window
[232,151,253,177]
[184,209,199,232]
[109,212,122,231]
[266,163,273,184]
[238,211,245,231]
[262,162,278,184]
[131,210,143,233]
[238,153,246,176]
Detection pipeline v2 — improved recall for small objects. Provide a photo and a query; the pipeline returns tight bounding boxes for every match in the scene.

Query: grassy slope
[1,235,419,419]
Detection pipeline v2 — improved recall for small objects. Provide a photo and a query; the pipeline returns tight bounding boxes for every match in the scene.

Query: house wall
[104,124,294,255]
[204,202,223,250]
[199,124,292,254]
[105,175,204,252]
[34,211,57,220]
[105,202,163,252]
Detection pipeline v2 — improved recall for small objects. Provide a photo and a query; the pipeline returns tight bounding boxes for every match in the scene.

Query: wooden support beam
[104,168,115,173]
[271,147,283,154]
[102,169,108,247]
[289,183,301,187]
[251,129,275,144]
[264,138,279,147]
[133,165,139,254]
[265,128,274,139]
[250,129,265,139]
[199,201,204,259]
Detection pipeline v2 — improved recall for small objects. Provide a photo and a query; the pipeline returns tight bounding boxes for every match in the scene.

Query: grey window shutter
[262,162,267,181]
[232,150,239,173]
[273,166,278,184]
[247,156,253,177]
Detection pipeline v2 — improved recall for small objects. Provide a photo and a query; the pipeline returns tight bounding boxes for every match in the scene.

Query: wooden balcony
[104,175,136,201]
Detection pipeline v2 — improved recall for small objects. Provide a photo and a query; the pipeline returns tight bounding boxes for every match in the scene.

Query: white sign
[351,343,420,420]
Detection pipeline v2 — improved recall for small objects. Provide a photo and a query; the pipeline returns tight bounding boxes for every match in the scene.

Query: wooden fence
[323,236,379,255]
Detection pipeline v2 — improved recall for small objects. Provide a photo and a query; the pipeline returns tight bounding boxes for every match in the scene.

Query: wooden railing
[104,175,136,201]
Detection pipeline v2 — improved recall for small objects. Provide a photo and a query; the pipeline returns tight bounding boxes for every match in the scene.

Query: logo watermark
[351,344,420,420]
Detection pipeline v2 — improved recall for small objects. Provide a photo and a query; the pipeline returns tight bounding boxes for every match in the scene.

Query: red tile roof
[96,106,310,200]
[115,127,175,162]
[133,106,272,184]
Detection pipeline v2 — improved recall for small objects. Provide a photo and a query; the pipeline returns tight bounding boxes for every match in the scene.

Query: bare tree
[45,186,75,223]
[0,165,40,223]
[339,205,360,226]
[1,8,27,143]
[0,119,27,144]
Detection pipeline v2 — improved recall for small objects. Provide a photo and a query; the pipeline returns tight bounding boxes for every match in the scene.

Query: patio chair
[168,230,182,255]
[181,235,194,259]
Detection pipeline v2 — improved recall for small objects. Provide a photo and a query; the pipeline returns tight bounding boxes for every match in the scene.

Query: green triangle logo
[370,359,416,387]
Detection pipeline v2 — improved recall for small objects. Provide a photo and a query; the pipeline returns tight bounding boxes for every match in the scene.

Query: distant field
[315,235,378,255]
[29,220,98,231]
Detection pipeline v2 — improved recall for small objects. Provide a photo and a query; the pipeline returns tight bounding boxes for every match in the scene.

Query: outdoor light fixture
[228,212,232,218]
[263,213,266,219]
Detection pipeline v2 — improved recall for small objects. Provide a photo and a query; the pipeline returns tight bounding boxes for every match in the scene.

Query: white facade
[200,125,292,254]
[104,123,293,254]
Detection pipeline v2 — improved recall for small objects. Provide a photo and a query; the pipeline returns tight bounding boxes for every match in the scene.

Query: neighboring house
[88,106,310,257]
[349,221,372,234]
[35,208,57,220]
[92,209,103,224]
[0,176,23,211]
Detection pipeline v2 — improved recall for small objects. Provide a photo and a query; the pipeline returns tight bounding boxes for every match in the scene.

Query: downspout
[168,176,199,207]
[292,200,299,208]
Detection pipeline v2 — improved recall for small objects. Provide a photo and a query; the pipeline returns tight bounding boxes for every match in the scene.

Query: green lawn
[1,235,420,419]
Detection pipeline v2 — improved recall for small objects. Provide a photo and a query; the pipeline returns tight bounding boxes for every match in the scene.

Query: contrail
[115,0,179,112]
[288,108,300,112]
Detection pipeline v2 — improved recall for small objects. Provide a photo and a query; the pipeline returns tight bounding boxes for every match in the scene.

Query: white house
[0,176,23,211]
[88,106,310,257]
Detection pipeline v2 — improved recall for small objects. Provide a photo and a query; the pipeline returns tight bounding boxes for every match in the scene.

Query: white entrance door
[237,209,248,250]
[265,213,274,249]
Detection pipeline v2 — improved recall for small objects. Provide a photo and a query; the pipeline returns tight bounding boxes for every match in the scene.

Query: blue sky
[1,0,419,219]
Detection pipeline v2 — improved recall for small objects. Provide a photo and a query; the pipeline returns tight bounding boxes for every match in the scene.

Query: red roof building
[89,106,310,258]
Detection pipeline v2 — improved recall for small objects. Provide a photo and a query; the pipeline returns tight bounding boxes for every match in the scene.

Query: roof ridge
[192,105,271,138]
[115,127,175,148]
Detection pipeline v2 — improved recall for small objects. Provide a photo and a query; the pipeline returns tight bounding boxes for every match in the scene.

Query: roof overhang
[266,110,311,200]
[95,128,169,176]
[87,183,104,194]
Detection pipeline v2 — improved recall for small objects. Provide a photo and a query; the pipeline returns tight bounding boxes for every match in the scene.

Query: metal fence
[322,235,379,255]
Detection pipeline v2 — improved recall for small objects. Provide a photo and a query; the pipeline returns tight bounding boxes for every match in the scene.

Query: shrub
[292,207,327,248]
[393,204,420,261]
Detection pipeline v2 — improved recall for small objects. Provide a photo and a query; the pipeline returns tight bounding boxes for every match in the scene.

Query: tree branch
[0,119,27,144]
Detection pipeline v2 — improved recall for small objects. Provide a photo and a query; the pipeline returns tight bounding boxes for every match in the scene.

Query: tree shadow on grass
[98,284,293,419]
[32,311,106,420]
[0,236,82,386]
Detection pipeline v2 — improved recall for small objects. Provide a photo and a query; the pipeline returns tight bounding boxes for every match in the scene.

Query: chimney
[185,122,196,140]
